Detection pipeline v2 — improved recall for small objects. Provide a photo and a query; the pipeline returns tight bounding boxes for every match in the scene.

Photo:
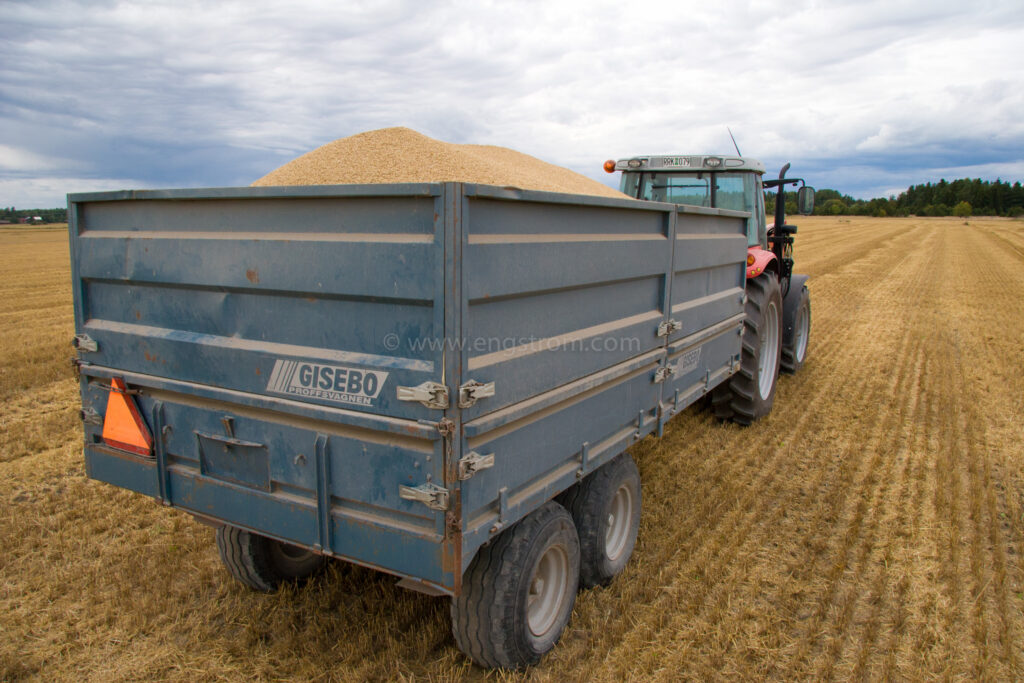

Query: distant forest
[1,207,68,223]
[766,177,1024,218]
[5,176,1024,221]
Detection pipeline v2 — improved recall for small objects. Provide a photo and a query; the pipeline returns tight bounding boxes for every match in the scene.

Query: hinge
[653,365,674,383]
[396,381,449,409]
[657,319,682,337]
[399,482,450,511]
[458,380,495,408]
[72,334,98,352]
[458,451,495,480]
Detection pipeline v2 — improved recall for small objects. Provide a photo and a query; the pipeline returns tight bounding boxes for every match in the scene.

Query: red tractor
[606,154,815,424]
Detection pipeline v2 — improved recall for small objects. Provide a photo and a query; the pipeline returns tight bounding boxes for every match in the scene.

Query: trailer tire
[451,501,580,669]
[559,453,641,588]
[780,280,810,374]
[711,274,783,425]
[215,525,326,593]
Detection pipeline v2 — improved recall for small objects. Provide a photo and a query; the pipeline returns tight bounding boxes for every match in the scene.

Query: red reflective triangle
[102,377,153,456]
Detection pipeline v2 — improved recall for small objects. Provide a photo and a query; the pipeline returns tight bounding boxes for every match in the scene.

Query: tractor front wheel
[712,274,783,425]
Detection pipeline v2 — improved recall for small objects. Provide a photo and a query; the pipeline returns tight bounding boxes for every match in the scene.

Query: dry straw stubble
[3,212,1024,679]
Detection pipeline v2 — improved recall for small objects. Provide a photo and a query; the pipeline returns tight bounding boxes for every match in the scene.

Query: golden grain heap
[252,126,628,199]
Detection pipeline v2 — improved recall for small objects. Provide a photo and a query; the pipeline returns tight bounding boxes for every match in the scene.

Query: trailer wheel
[559,453,641,588]
[781,282,811,374]
[215,525,326,593]
[451,501,580,669]
[711,274,783,425]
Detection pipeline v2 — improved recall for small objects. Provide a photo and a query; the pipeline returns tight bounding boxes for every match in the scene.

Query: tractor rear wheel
[712,274,783,425]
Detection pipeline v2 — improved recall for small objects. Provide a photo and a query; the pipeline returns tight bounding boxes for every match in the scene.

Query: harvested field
[251,127,629,199]
[2,216,1023,680]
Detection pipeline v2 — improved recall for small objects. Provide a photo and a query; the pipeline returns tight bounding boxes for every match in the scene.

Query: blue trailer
[69,182,755,668]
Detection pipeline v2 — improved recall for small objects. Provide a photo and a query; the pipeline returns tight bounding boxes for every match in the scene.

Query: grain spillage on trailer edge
[252,126,630,199]
[1,217,1022,680]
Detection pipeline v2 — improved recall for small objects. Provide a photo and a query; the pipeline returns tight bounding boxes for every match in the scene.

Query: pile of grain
[252,127,628,199]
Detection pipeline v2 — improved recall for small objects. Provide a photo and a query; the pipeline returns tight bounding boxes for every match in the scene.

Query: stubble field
[1,216,1022,680]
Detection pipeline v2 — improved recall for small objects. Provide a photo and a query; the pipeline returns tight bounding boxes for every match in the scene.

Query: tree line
[1,207,68,223]
[766,177,1024,218]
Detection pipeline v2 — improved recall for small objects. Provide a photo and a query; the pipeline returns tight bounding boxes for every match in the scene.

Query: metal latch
[70,357,90,376]
[396,381,449,409]
[399,483,450,511]
[458,451,495,480]
[458,380,495,408]
[653,365,674,383]
[72,334,99,352]
[657,319,682,337]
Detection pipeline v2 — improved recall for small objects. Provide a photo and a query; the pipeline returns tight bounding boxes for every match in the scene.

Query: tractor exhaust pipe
[773,163,791,231]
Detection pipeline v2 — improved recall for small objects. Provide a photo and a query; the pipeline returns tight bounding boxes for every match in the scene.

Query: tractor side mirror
[797,186,815,215]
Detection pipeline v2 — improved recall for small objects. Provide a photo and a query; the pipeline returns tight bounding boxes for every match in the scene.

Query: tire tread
[216,526,325,593]
[451,502,579,669]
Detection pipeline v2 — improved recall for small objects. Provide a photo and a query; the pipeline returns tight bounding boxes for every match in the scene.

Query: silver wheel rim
[527,543,572,637]
[757,299,780,399]
[794,303,809,363]
[605,484,634,562]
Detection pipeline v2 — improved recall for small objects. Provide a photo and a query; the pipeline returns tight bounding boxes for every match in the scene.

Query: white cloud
[0,145,77,172]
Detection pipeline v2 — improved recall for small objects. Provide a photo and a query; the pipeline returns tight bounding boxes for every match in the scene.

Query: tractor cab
[611,155,769,248]
[606,154,814,284]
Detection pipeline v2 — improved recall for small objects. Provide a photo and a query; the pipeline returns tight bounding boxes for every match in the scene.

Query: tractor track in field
[758,238,926,676]
[958,224,1023,671]
[796,225,939,679]
[1,219,1022,681]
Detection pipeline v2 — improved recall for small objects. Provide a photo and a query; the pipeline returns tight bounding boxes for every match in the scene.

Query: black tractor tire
[780,278,811,374]
[559,453,641,588]
[452,501,580,670]
[711,274,783,425]
[216,525,326,592]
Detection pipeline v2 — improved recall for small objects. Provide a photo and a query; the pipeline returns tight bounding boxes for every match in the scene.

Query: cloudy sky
[2,0,1023,207]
